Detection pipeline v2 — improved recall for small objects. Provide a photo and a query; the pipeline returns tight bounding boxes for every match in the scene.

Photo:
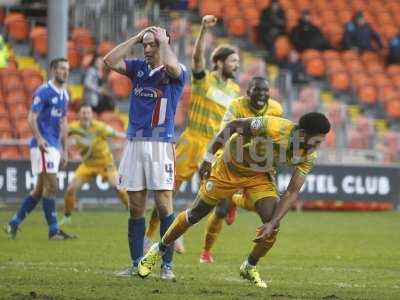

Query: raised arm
[192,15,217,73]
[103,27,153,75]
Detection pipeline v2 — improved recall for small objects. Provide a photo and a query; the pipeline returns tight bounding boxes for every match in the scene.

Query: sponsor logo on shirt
[50,107,63,117]
[133,87,163,99]
[51,97,58,104]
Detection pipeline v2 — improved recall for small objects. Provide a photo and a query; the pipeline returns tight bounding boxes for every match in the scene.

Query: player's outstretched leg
[139,198,214,278]
[240,197,278,288]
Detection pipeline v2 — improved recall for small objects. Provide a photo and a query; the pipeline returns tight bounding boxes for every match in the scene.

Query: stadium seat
[0,103,7,117]
[305,57,325,77]
[274,35,291,60]
[108,71,132,98]
[97,40,116,57]
[68,41,81,70]
[2,74,24,94]
[0,146,20,159]
[323,50,340,61]
[9,103,28,118]
[227,18,247,36]
[71,27,95,53]
[5,13,29,42]
[326,59,345,74]
[330,71,350,92]
[31,26,48,56]
[357,85,377,105]
[20,69,44,95]
[5,90,26,105]
[341,50,359,62]
[0,130,13,139]
[385,100,400,118]
[200,0,222,17]
[0,116,11,131]
[387,65,400,77]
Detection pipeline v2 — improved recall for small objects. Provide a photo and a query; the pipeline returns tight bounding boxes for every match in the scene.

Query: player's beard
[222,66,235,79]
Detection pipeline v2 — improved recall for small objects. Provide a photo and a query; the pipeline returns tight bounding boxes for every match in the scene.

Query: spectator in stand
[342,11,382,52]
[387,31,400,65]
[83,54,114,113]
[290,9,331,52]
[258,0,286,53]
[279,50,308,84]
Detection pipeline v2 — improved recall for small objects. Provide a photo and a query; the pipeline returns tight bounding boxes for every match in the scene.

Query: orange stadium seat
[108,71,132,98]
[200,1,222,17]
[5,90,26,104]
[2,73,23,93]
[305,57,325,77]
[385,100,400,118]
[0,103,7,117]
[326,59,345,74]
[274,35,291,60]
[302,49,321,62]
[380,85,397,104]
[330,71,350,92]
[227,18,247,36]
[341,50,359,62]
[351,73,371,89]
[0,130,13,139]
[5,12,29,42]
[256,0,270,10]
[20,146,30,159]
[0,116,11,131]
[9,102,28,117]
[31,26,48,56]
[97,40,116,57]
[323,22,343,48]
[357,85,377,105]
[188,0,199,10]
[323,50,340,61]
[68,41,81,70]
[387,65,400,77]
[0,146,20,159]
[21,69,44,94]
[71,27,95,53]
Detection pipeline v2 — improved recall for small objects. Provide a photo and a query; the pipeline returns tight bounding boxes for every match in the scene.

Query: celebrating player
[200,76,283,263]
[138,112,331,288]
[144,15,241,253]
[59,104,128,225]
[104,26,187,279]
[4,58,75,240]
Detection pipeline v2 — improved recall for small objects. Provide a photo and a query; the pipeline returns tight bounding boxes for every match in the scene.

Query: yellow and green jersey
[222,96,283,125]
[187,70,240,139]
[69,120,117,165]
[225,116,316,176]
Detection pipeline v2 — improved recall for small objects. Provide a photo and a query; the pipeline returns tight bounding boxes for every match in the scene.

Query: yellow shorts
[175,129,209,182]
[231,193,256,212]
[199,155,279,206]
[74,162,117,181]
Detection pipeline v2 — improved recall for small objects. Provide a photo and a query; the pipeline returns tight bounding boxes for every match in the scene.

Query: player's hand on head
[151,27,169,44]
[202,15,217,28]
[199,161,212,180]
[136,26,157,42]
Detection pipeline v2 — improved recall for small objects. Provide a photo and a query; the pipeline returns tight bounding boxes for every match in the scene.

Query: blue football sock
[160,213,175,266]
[128,217,145,267]
[42,197,59,234]
[10,195,40,226]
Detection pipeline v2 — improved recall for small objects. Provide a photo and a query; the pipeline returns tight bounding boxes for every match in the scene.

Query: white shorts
[118,140,175,191]
[30,146,61,175]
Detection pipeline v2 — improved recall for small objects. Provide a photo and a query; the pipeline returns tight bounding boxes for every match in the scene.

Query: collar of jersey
[48,80,66,96]
[148,64,164,77]
[245,96,268,116]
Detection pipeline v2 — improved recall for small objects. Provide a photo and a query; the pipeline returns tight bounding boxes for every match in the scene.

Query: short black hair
[299,112,331,135]
[50,57,68,70]
[79,103,92,110]
[249,76,269,87]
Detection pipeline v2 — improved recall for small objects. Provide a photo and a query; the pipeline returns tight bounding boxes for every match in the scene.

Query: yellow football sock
[145,208,160,240]
[162,211,191,245]
[64,191,76,215]
[204,211,224,251]
[249,229,279,260]
[117,190,129,209]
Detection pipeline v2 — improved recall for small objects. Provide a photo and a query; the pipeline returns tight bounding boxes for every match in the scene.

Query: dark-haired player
[144,15,241,254]
[4,58,75,240]
[138,112,331,288]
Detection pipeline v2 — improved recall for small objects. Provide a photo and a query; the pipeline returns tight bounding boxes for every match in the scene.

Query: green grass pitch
[0,210,399,300]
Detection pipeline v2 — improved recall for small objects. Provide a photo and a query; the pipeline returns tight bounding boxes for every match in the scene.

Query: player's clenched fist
[201,15,217,28]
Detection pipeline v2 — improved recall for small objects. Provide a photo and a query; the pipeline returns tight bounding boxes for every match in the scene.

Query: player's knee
[215,200,229,218]
[128,201,146,219]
